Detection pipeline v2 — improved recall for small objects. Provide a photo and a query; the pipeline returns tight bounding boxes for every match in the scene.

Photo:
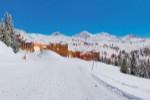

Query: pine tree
[0,23,11,46]
[5,12,13,32]
[0,23,3,40]
[146,59,150,78]
[6,12,20,53]
[138,60,147,77]
[130,53,137,75]
[120,59,127,73]
[0,12,20,53]
[118,51,122,66]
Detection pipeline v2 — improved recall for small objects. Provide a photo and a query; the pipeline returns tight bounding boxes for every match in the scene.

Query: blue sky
[0,0,150,37]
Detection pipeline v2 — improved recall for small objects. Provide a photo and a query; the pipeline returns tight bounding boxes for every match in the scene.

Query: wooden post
[91,58,94,71]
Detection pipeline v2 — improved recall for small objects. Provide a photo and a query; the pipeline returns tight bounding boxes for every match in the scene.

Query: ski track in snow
[91,74,140,100]
[0,57,131,100]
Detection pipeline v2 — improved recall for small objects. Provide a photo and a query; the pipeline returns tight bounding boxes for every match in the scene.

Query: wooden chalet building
[80,51,100,61]
[16,34,34,52]
[16,33,100,61]
[45,42,68,57]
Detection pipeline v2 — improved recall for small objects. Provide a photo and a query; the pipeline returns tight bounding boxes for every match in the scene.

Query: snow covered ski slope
[0,50,124,100]
[0,42,150,100]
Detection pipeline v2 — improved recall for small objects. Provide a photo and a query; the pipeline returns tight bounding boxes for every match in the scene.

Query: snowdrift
[0,41,19,62]
[75,59,150,99]
[1,41,150,99]
[38,50,62,60]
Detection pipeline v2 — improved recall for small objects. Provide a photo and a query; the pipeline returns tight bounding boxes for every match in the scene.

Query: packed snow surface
[0,42,150,100]
[38,50,61,60]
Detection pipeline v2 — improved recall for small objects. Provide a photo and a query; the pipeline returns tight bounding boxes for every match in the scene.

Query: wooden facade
[16,34,34,53]
[45,43,68,57]
[20,41,34,52]
[80,51,100,61]
[16,34,100,60]
[34,43,42,52]
[72,51,81,58]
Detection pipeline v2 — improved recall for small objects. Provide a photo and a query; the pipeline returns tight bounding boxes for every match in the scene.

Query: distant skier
[22,53,27,60]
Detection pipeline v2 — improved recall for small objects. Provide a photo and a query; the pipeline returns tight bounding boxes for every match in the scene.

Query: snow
[0,41,20,62]
[51,31,65,36]
[15,29,150,57]
[73,31,94,39]
[0,41,150,100]
[38,50,62,60]
[78,60,150,99]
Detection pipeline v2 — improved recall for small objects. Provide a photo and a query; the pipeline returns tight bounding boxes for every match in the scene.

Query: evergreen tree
[5,12,13,32]
[114,58,118,66]
[138,60,147,77]
[146,59,150,78]
[130,53,137,75]
[126,57,131,74]
[5,12,20,53]
[0,23,2,39]
[0,23,11,46]
[0,12,20,53]
[118,51,122,66]
[120,59,127,73]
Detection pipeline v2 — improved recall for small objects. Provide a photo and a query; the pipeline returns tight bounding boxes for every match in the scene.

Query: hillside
[0,41,20,62]
[0,41,150,99]
[15,29,150,54]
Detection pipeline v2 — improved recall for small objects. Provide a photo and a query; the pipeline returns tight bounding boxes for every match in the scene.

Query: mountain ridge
[15,29,150,44]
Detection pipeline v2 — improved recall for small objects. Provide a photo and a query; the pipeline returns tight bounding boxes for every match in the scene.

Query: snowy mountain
[15,29,149,44]
[51,31,64,36]
[15,29,69,44]
[92,32,121,42]
[121,34,143,43]
[96,32,114,37]
[73,31,93,39]
[15,29,150,53]
[124,34,139,38]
